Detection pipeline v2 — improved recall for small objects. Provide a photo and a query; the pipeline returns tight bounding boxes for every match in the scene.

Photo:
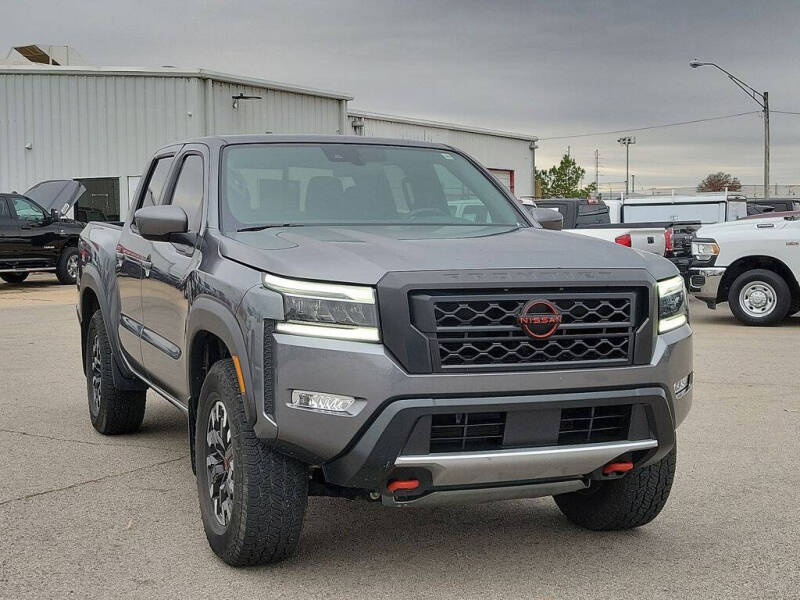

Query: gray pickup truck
[77,135,693,566]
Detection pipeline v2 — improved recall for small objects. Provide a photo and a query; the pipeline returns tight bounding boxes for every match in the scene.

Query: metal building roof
[349,109,538,142]
[0,64,353,100]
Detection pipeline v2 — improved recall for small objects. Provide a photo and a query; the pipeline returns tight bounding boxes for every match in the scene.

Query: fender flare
[78,267,145,390]
[186,296,257,424]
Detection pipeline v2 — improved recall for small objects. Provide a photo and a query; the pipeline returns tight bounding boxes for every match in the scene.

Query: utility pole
[764,91,769,200]
[530,139,539,198]
[631,174,635,193]
[689,60,770,200]
[617,136,636,196]
[594,149,599,191]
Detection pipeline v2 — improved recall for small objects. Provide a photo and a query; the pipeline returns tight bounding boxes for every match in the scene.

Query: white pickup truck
[525,198,667,256]
[688,212,800,325]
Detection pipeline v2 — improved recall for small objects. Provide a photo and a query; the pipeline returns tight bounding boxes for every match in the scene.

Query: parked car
[0,180,85,284]
[689,213,800,325]
[531,198,667,256]
[78,135,692,566]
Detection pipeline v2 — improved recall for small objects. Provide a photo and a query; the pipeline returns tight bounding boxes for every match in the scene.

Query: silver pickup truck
[77,135,693,566]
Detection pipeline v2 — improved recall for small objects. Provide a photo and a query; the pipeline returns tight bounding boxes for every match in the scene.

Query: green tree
[536,154,597,198]
[697,172,742,192]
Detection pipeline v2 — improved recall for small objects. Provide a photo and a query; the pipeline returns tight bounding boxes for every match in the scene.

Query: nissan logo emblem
[517,299,563,339]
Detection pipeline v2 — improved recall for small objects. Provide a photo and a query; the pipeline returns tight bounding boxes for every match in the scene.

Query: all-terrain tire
[554,447,677,530]
[728,268,791,326]
[56,246,79,284]
[0,273,29,284]
[195,359,308,567]
[85,311,147,434]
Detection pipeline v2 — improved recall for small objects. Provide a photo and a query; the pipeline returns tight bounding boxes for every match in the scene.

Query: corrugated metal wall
[351,116,535,196]
[0,72,345,213]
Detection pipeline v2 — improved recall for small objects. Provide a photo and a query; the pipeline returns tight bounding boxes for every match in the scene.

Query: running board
[0,267,56,273]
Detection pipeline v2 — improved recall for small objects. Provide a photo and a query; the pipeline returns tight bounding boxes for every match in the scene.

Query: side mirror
[529,207,563,231]
[135,205,188,240]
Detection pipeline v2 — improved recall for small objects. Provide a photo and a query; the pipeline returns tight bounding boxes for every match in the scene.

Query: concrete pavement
[1,274,798,599]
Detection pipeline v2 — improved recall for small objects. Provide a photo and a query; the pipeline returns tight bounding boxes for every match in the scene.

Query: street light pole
[617,136,635,197]
[689,60,769,199]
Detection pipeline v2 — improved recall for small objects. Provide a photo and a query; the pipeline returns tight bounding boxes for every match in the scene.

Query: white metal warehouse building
[1,52,538,221]
[0,64,350,221]
[349,110,537,197]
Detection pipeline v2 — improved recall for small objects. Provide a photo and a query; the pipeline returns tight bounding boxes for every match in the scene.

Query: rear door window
[0,198,10,222]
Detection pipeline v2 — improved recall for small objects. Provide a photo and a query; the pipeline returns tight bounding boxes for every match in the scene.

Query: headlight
[691,240,719,261]
[657,275,688,333]
[263,273,379,342]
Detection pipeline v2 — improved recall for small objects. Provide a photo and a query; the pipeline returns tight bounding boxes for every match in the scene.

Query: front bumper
[688,266,726,306]
[258,322,692,494]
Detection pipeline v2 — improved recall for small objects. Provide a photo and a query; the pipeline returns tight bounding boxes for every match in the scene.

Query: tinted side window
[139,156,174,210]
[576,204,610,226]
[168,155,204,232]
[12,197,46,221]
[0,198,10,222]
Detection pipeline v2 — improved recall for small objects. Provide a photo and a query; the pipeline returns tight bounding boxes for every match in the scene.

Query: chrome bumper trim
[688,266,726,300]
[394,439,658,487]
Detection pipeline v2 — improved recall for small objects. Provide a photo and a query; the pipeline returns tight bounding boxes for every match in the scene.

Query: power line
[538,111,760,141]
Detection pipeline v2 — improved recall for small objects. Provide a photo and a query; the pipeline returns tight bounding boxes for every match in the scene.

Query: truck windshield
[219,144,524,231]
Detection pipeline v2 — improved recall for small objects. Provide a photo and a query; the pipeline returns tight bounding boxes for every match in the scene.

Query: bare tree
[697,172,742,192]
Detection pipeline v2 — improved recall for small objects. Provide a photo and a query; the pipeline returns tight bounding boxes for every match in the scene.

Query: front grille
[423,291,638,371]
[430,412,506,453]
[426,404,635,453]
[558,405,632,445]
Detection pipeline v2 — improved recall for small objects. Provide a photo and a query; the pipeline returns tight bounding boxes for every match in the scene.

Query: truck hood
[220,224,675,285]
[697,216,793,238]
[24,180,85,216]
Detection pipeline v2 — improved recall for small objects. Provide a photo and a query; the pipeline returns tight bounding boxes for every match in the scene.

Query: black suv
[0,180,86,284]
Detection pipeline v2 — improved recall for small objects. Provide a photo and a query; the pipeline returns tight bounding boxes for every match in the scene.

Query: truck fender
[186,296,257,425]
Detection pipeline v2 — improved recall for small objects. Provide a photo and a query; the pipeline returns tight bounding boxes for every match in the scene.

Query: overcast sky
[4,0,800,191]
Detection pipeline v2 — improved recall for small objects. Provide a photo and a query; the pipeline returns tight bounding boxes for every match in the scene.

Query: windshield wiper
[236,223,304,233]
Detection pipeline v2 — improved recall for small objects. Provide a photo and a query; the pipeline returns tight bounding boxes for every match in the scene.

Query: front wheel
[56,247,79,284]
[195,359,308,566]
[554,447,676,530]
[728,269,790,326]
[1,273,29,284]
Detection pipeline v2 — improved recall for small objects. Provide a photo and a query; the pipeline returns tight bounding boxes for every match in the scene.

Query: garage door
[488,169,514,194]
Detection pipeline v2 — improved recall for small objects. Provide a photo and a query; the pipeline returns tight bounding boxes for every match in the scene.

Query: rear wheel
[85,311,147,434]
[195,359,308,566]
[554,447,676,530]
[728,269,790,326]
[1,273,29,284]
[56,247,79,284]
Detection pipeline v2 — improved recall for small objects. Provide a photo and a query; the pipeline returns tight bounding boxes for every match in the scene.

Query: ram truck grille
[422,291,638,372]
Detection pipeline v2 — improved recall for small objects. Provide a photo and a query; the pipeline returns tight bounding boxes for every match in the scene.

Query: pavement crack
[0,428,180,452]
[0,455,188,507]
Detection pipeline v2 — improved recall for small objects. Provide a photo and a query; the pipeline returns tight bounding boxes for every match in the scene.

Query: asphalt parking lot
[1,275,798,599]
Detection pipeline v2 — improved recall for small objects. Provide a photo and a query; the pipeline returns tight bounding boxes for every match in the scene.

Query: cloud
[3,0,799,187]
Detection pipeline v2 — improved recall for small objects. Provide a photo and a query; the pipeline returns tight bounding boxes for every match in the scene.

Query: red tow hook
[387,479,420,493]
[603,461,634,475]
